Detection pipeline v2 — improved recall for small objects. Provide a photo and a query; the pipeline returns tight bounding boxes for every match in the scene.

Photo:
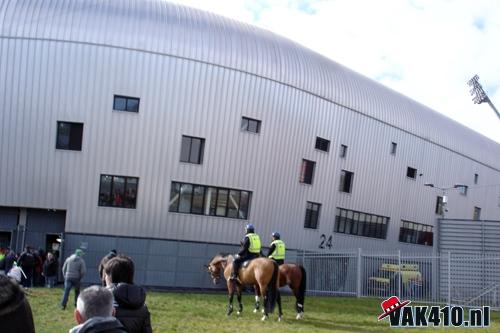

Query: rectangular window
[399,220,433,246]
[56,121,83,151]
[458,185,468,196]
[169,181,251,220]
[435,196,444,215]
[304,201,321,229]
[340,144,348,158]
[180,135,205,164]
[315,137,330,152]
[299,159,316,185]
[473,206,481,220]
[474,173,479,185]
[113,95,140,112]
[335,207,389,239]
[391,142,397,155]
[241,117,261,133]
[339,170,354,193]
[407,167,417,179]
[98,174,139,208]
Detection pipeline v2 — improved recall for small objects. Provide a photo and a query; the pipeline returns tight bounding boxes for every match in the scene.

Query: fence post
[448,251,451,306]
[357,248,362,298]
[398,250,401,299]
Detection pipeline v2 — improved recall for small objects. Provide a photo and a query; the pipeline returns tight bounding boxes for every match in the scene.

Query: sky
[169,0,500,144]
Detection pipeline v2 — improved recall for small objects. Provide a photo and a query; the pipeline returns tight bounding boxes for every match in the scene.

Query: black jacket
[110,283,152,333]
[69,316,127,333]
[0,275,35,333]
[43,258,59,277]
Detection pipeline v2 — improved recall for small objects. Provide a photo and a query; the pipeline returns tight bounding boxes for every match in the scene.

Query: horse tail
[297,265,307,310]
[265,261,279,314]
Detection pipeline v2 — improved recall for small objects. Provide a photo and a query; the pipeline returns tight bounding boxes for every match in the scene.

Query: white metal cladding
[1,0,500,169]
[1,0,500,253]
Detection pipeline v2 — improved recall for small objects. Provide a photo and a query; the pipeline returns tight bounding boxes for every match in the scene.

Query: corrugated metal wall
[1,0,500,255]
[439,219,500,253]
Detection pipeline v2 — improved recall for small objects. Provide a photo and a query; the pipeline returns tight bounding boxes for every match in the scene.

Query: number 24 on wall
[319,234,333,249]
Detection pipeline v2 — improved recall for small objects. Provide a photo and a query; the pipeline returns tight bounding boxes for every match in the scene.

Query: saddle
[241,257,258,268]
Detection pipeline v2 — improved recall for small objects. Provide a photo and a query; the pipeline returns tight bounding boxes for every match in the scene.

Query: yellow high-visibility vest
[247,233,261,253]
[269,239,285,260]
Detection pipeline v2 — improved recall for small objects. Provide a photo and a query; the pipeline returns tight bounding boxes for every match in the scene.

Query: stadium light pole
[468,74,500,121]
[424,183,467,219]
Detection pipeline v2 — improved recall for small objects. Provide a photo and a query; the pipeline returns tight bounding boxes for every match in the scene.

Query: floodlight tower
[468,75,500,121]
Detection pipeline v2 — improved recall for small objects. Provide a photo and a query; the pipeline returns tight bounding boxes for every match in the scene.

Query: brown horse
[254,263,306,319]
[207,254,282,321]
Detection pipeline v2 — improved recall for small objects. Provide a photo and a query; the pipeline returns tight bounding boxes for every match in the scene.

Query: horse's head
[206,255,227,285]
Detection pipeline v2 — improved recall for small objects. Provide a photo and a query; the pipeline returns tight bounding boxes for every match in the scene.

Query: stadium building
[1,0,499,287]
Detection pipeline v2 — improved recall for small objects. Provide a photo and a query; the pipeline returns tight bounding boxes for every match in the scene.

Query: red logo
[378,296,411,320]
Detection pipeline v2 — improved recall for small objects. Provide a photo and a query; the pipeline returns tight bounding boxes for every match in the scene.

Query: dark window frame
[339,170,354,193]
[340,144,348,158]
[391,142,397,155]
[241,116,261,134]
[180,135,205,164]
[435,196,444,215]
[169,181,251,220]
[473,206,481,220]
[315,137,330,152]
[334,207,389,239]
[304,201,321,229]
[113,95,140,113]
[98,174,139,209]
[56,121,84,151]
[399,220,433,246]
[299,159,316,185]
[407,167,417,179]
[474,173,479,185]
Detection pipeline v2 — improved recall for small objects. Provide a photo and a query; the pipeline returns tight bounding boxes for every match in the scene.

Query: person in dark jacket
[43,252,59,287]
[104,255,152,333]
[18,246,35,288]
[99,249,117,286]
[70,285,127,333]
[4,247,17,274]
[0,275,35,333]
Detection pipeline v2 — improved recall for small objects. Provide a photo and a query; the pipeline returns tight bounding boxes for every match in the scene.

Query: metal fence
[293,250,500,309]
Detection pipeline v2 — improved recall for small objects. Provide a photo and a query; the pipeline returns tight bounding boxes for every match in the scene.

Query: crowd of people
[0,224,285,332]
[0,245,59,288]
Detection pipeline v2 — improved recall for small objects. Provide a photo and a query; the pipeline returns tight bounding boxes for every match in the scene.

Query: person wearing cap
[60,249,87,310]
[267,232,286,265]
[230,224,261,281]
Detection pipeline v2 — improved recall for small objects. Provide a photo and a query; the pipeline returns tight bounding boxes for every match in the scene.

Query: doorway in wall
[46,234,62,259]
[0,231,11,248]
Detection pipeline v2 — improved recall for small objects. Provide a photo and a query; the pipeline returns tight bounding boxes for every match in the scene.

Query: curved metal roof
[1,0,499,169]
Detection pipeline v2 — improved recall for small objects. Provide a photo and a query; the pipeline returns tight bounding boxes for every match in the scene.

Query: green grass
[27,288,500,332]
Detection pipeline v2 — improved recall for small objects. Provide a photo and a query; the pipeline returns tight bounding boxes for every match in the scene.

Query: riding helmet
[272,231,280,239]
[245,223,255,233]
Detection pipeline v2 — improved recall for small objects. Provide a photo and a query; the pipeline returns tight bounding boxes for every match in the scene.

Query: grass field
[27,287,500,332]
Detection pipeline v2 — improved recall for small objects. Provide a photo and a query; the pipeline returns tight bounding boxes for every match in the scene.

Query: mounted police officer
[267,232,285,265]
[230,224,261,281]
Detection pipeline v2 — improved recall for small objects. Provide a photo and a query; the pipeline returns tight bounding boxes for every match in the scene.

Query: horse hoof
[261,315,268,321]
[278,316,283,322]
[253,309,258,313]
[237,311,241,316]
[261,309,265,314]
[296,312,304,320]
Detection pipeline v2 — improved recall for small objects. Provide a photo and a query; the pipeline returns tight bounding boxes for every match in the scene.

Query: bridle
[207,256,229,284]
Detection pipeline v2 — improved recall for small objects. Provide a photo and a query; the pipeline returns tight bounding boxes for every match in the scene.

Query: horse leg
[277,289,283,321]
[259,283,268,321]
[253,284,261,313]
[226,282,235,316]
[292,285,304,319]
[236,284,243,315]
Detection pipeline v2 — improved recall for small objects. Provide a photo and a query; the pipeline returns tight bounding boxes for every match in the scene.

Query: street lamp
[424,183,467,218]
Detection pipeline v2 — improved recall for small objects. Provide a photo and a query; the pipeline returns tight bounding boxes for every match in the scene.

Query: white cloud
[169,0,500,143]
